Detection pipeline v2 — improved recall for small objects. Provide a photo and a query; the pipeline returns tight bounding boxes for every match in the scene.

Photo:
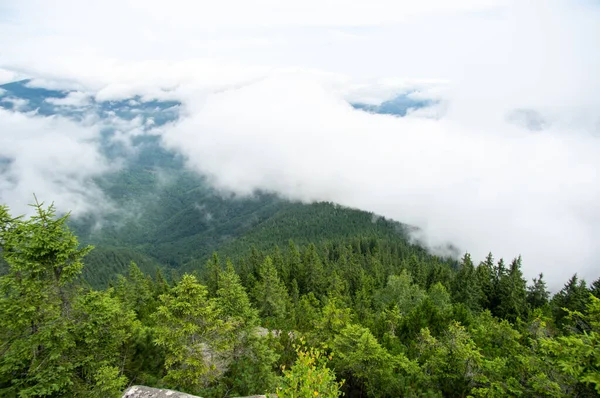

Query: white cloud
[0,68,20,85]
[162,70,600,289]
[45,91,91,107]
[1,97,29,111]
[0,0,598,288]
[0,108,113,216]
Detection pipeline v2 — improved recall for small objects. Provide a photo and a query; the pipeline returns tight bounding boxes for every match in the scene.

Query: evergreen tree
[496,256,528,323]
[452,253,482,312]
[0,202,128,396]
[213,260,279,397]
[0,202,89,396]
[114,261,156,321]
[217,259,258,327]
[153,274,234,393]
[590,278,600,299]
[332,324,401,396]
[527,273,550,310]
[542,295,600,395]
[302,243,326,298]
[552,274,590,331]
[277,343,343,398]
[475,253,495,310]
[253,256,290,328]
[287,240,304,294]
[205,252,221,297]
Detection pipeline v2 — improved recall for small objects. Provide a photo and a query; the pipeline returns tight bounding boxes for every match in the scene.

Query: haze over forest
[1,1,600,397]
[1,0,599,287]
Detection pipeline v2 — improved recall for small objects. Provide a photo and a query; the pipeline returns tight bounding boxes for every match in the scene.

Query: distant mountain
[350,92,433,116]
[1,78,420,287]
[0,79,180,123]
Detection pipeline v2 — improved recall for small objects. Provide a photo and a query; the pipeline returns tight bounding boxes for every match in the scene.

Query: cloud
[159,71,599,288]
[0,0,599,288]
[0,69,20,85]
[1,97,29,111]
[45,91,91,107]
[0,108,113,216]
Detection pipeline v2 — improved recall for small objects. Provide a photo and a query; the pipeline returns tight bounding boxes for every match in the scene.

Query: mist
[0,0,598,288]
[0,108,112,215]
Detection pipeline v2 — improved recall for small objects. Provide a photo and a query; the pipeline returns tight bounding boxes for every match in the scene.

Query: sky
[0,0,599,288]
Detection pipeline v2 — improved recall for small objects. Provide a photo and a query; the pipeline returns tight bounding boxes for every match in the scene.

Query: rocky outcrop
[122,385,267,398]
[123,386,201,398]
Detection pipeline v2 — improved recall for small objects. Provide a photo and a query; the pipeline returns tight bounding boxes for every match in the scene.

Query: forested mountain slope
[1,202,599,397]
[1,79,423,288]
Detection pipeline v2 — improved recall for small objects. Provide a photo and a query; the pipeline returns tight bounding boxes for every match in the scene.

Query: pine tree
[217,259,258,328]
[590,278,600,299]
[272,246,290,288]
[253,256,290,328]
[551,274,590,331]
[475,253,495,311]
[114,261,156,321]
[212,260,280,397]
[153,274,234,393]
[452,253,482,312]
[0,201,129,396]
[205,252,222,297]
[527,273,550,310]
[496,256,528,323]
[302,243,326,297]
[287,240,304,294]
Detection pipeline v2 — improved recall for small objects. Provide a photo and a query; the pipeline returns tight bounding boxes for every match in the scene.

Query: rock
[122,385,201,398]
[122,385,268,398]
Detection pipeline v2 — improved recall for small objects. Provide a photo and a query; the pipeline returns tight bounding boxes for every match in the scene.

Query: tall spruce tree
[253,256,290,329]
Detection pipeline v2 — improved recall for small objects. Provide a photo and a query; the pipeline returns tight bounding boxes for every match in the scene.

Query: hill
[1,78,419,287]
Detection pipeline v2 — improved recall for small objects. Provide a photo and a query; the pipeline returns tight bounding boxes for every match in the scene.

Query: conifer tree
[0,202,128,396]
[217,259,258,327]
[302,243,326,297]
[496,256,528,322]
[452,253,482,312]
[590,278,600,299]
[287,240,304,293]
[551,274,590,331]
[253,256,290,328]
[205,252,222,297]
[153,274,234,393]
[527,273,550,310]
[475,253,495,310]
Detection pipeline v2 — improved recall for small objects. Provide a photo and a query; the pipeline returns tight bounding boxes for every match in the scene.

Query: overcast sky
[0,0,599,288]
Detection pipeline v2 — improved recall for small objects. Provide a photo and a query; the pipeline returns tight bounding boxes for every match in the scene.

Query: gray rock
[122,385,268,398]
[122,385,201,398]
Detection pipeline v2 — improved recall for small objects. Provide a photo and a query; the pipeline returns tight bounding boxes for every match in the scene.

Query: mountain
[0,79,425,287]
[350,92,433,116]
[3,79,600,398]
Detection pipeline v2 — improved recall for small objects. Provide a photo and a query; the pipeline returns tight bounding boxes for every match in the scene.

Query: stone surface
[122,385,201,398]
[122,385,268,398]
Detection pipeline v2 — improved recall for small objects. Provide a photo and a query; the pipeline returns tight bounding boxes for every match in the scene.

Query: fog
[0,0,598,287]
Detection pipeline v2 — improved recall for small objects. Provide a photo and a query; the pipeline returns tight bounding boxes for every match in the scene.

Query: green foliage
[277,342,343,398]
[0,202,131,397]
[332,324,406,396]
[152,274,234,394]
[2,199,600,397]
[528,273,550,310]
[551,274,591,332]
[416,322,482,397]
[217,259,258,327]
[253,256,290,329]
[542,295,600,395]
[87,366,128,398]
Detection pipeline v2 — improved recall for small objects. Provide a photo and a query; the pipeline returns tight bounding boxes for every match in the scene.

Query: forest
[0,201,599,397]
